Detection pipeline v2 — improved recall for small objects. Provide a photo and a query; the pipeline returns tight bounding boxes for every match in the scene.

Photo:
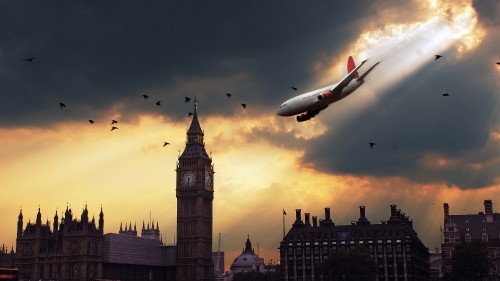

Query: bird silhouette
[142,94,149,100]
[163,142,170,147]
[434,55,443,60]
[188,112,193,117]
[442,93,450,96]
[185,97,191,103]
[23,57,34,62]
[497,62,500,65]
[111,120,118,125]
[369,142,376,148]
[88,120,94,124]
[241,103,247,108]
[156,101,161,106]
[291,87,297,91]
[59,103,66,109]
[226,93,232,98]
[111,126,118,131]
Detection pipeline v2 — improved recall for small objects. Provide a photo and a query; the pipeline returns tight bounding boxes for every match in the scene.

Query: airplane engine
[317,92,334,101]
[296,112,313,122]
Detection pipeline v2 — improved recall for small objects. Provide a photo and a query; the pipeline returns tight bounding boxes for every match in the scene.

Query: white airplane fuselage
[276,56,379,122]
[277,79,363,117]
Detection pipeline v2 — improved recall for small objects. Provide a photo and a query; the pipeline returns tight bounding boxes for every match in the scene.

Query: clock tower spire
[176,99,214,281]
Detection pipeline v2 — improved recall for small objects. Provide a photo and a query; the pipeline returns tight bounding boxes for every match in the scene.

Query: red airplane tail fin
[347,56,360,79]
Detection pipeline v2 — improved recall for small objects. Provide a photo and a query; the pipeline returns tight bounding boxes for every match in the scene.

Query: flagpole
[282,209,286,238]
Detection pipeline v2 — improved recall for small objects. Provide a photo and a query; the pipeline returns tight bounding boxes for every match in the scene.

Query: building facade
[15,206,104,280]
[280,205,430,281]
[176,101,215,281]
[0,245,15,268]
[441,199,500,277]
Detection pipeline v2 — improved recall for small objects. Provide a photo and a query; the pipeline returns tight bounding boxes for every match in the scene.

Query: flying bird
[434,55,443,60]
[496,62,500,65]
[369,142,376,148]
[163,142,170,147]
[442,93,450,96]
[226,93,232,98]
[111,126,118,131]
[142,94,149,100]
[156,101,161,106]
[188,112,193,117]
[23,57,34,62]
[185,97,191,103]
[111,120,118,125]
[88,120,94,124]
[241,103,247,108]
[291,87,297,91]
[59,103,66,109]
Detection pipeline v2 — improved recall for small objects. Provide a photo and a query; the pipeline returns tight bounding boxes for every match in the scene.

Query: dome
[230,236,265,273]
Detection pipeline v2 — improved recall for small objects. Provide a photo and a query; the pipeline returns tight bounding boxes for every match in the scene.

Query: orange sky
[1,0,499,272]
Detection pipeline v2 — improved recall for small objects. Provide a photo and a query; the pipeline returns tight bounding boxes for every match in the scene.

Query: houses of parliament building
[9,102,215,281]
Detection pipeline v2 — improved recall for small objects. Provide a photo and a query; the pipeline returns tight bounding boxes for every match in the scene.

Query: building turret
[36,207,42,226]
[53,210,59,236]
[99,206,104,234]
[17,209,23,237]
[81,204,89,225]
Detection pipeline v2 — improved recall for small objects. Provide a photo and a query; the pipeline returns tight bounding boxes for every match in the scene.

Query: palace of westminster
[1,103,499,281]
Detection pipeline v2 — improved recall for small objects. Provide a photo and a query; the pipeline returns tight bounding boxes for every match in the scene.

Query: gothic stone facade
[15,206,104,281]
[176,103,215,281]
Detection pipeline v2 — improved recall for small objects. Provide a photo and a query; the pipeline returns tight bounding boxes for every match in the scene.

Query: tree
[445,242,490,281]
[319,246,376,281]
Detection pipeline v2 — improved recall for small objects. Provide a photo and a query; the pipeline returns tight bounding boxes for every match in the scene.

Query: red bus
[0,268,18,281]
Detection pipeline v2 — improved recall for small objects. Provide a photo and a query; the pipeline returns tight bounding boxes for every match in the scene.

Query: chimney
[325,208,331,220]
[388,205,401,224]
[321,207,335,226]
[312,216,318,227]
[484,200,493,222]
[443,203,449,217]
[356,206,370,225]
[293,209,304,227]
[484,200,493,214]
[305,213,311,226]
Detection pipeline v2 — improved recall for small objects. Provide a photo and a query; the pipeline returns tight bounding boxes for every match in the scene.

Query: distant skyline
[1,0,499,271]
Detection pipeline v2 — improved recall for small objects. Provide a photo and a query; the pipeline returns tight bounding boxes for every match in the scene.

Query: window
[465,233,471,243]
[482,233,488,242]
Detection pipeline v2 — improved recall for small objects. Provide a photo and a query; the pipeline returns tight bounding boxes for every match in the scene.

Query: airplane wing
[330,59,368,93]
[357,61,381,82]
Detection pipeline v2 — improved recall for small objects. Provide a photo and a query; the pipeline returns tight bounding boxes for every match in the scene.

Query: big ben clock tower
[176,100,214,281]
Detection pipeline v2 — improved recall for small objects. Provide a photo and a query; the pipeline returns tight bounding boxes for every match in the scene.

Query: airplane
[277,56,380,122]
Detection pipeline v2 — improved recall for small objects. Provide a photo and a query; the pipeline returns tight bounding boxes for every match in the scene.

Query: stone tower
[176,100,214,281]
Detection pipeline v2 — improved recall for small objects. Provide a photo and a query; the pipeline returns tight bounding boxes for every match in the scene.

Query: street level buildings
[441,199,500,278]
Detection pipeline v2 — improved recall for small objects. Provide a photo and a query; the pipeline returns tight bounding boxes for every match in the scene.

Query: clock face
[205,170,213,190]
[181,172,196,187]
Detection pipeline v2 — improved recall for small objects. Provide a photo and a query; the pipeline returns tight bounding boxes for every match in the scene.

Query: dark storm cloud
[301,35,500,189]
[0,0,374,127]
